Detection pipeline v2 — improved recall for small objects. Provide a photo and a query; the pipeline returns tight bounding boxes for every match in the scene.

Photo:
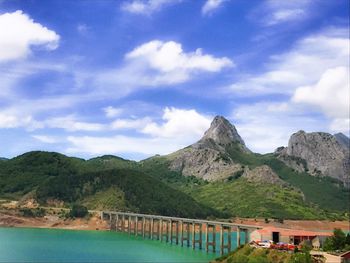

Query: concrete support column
[192,222,195,249]
[220,225,224,255]
[150,218,154,240]
[205,223,209,253]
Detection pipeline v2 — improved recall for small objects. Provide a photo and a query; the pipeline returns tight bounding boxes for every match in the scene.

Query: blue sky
[0,0,349,160]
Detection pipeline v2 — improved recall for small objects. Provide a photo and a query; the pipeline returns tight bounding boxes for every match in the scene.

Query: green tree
[69,204,88,218]
[323,228,346,251]
[345,233,350,245]
[332,228,346,250]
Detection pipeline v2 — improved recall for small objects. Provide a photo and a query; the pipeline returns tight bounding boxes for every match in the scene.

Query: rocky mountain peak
[276,130,349,186]
[201,116,246,147]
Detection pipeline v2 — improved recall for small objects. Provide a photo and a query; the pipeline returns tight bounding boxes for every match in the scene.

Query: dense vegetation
[0,150,348,220]
[324,229,350,252]
[0,152,216,218]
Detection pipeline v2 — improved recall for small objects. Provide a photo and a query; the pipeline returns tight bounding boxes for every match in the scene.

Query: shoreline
[0,210,109,231]
[1,209,349,234]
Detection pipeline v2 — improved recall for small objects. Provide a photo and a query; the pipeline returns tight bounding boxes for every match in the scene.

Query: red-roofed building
[250,227,332,248]
[340,251,350,263]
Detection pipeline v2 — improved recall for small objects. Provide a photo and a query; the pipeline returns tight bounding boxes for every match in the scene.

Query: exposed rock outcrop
[275,131,350,185]
[242,165,285,186]
[167,116,248,181]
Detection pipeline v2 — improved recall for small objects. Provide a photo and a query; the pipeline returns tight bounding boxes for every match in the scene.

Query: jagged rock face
[201,116,248,149]
[276,131,350,185]
[242,165,285,185]
[334,133,350,151]
[169,147,243,181]
[168,116,249,181]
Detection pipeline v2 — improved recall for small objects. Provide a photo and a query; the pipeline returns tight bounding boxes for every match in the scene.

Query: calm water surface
[0,227,217,262]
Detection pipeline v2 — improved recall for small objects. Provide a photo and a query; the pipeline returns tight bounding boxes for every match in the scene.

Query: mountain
[141,116,349,219]
[0,116,349,220]
[165,116,250,181]
[275,131,350,186]
[0,151,216,218]
[334,132,350,151]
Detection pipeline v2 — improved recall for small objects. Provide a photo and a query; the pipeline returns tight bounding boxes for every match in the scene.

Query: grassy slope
[224,143,349,212]
[141,145,349,219]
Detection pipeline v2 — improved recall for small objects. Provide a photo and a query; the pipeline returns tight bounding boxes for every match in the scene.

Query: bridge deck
[101,210,262,255]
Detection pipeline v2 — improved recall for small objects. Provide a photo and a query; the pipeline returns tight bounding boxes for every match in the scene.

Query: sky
[0,0,349,160]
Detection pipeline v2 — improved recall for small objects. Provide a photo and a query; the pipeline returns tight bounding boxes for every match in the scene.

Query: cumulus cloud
[95,40,233,94]
[293,67,349,119]
[293,67,349,134]
[126,40,233,73]
[232,102,326,153]
[66,107,212,157]
[0,10,59,62]
[201,0,227,16]
[121,0,180,15]
[142,107,211,139]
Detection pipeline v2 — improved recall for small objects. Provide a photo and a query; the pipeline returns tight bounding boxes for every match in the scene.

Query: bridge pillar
[237,227,240,248]
[142,217,145,238]
[191,222,195,249]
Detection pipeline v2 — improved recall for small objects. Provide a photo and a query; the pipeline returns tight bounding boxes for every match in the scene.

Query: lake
[0,227,217,262]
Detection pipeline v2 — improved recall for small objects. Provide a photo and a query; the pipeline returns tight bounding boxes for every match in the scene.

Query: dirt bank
[0,210,109,231]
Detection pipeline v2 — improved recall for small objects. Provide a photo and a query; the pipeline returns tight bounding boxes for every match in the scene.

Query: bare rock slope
[275,131,349,185]
[167,116,250,181]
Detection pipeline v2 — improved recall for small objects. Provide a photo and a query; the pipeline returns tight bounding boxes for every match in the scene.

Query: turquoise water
[0,227,216,262]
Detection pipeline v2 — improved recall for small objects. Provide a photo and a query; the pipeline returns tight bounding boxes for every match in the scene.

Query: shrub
[69,204,88,218]
[19,208,45,217]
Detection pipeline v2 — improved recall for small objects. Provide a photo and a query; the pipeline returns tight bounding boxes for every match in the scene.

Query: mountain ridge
[0,115,349,220]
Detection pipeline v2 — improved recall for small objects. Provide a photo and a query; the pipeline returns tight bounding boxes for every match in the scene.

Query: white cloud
[142,107,211,139]
[226,28,349,138]
[66,107,212,157]
[330,118,350,134]
[227,28,348,96]
[111,117,151,130]
[126,40,233,73]
[121,0,180,15]
[95,40,233,95]
[293,67,349,120]
[66,135,183,156]
[293,67,349,134]
[232,102,326,153]
[45,115,105,132]
[202,0,227,16]
[32,135,58,144]
[0,111,43,130]
[0,10,60,62]
[252,0,312,26]
[103,106,123,118]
